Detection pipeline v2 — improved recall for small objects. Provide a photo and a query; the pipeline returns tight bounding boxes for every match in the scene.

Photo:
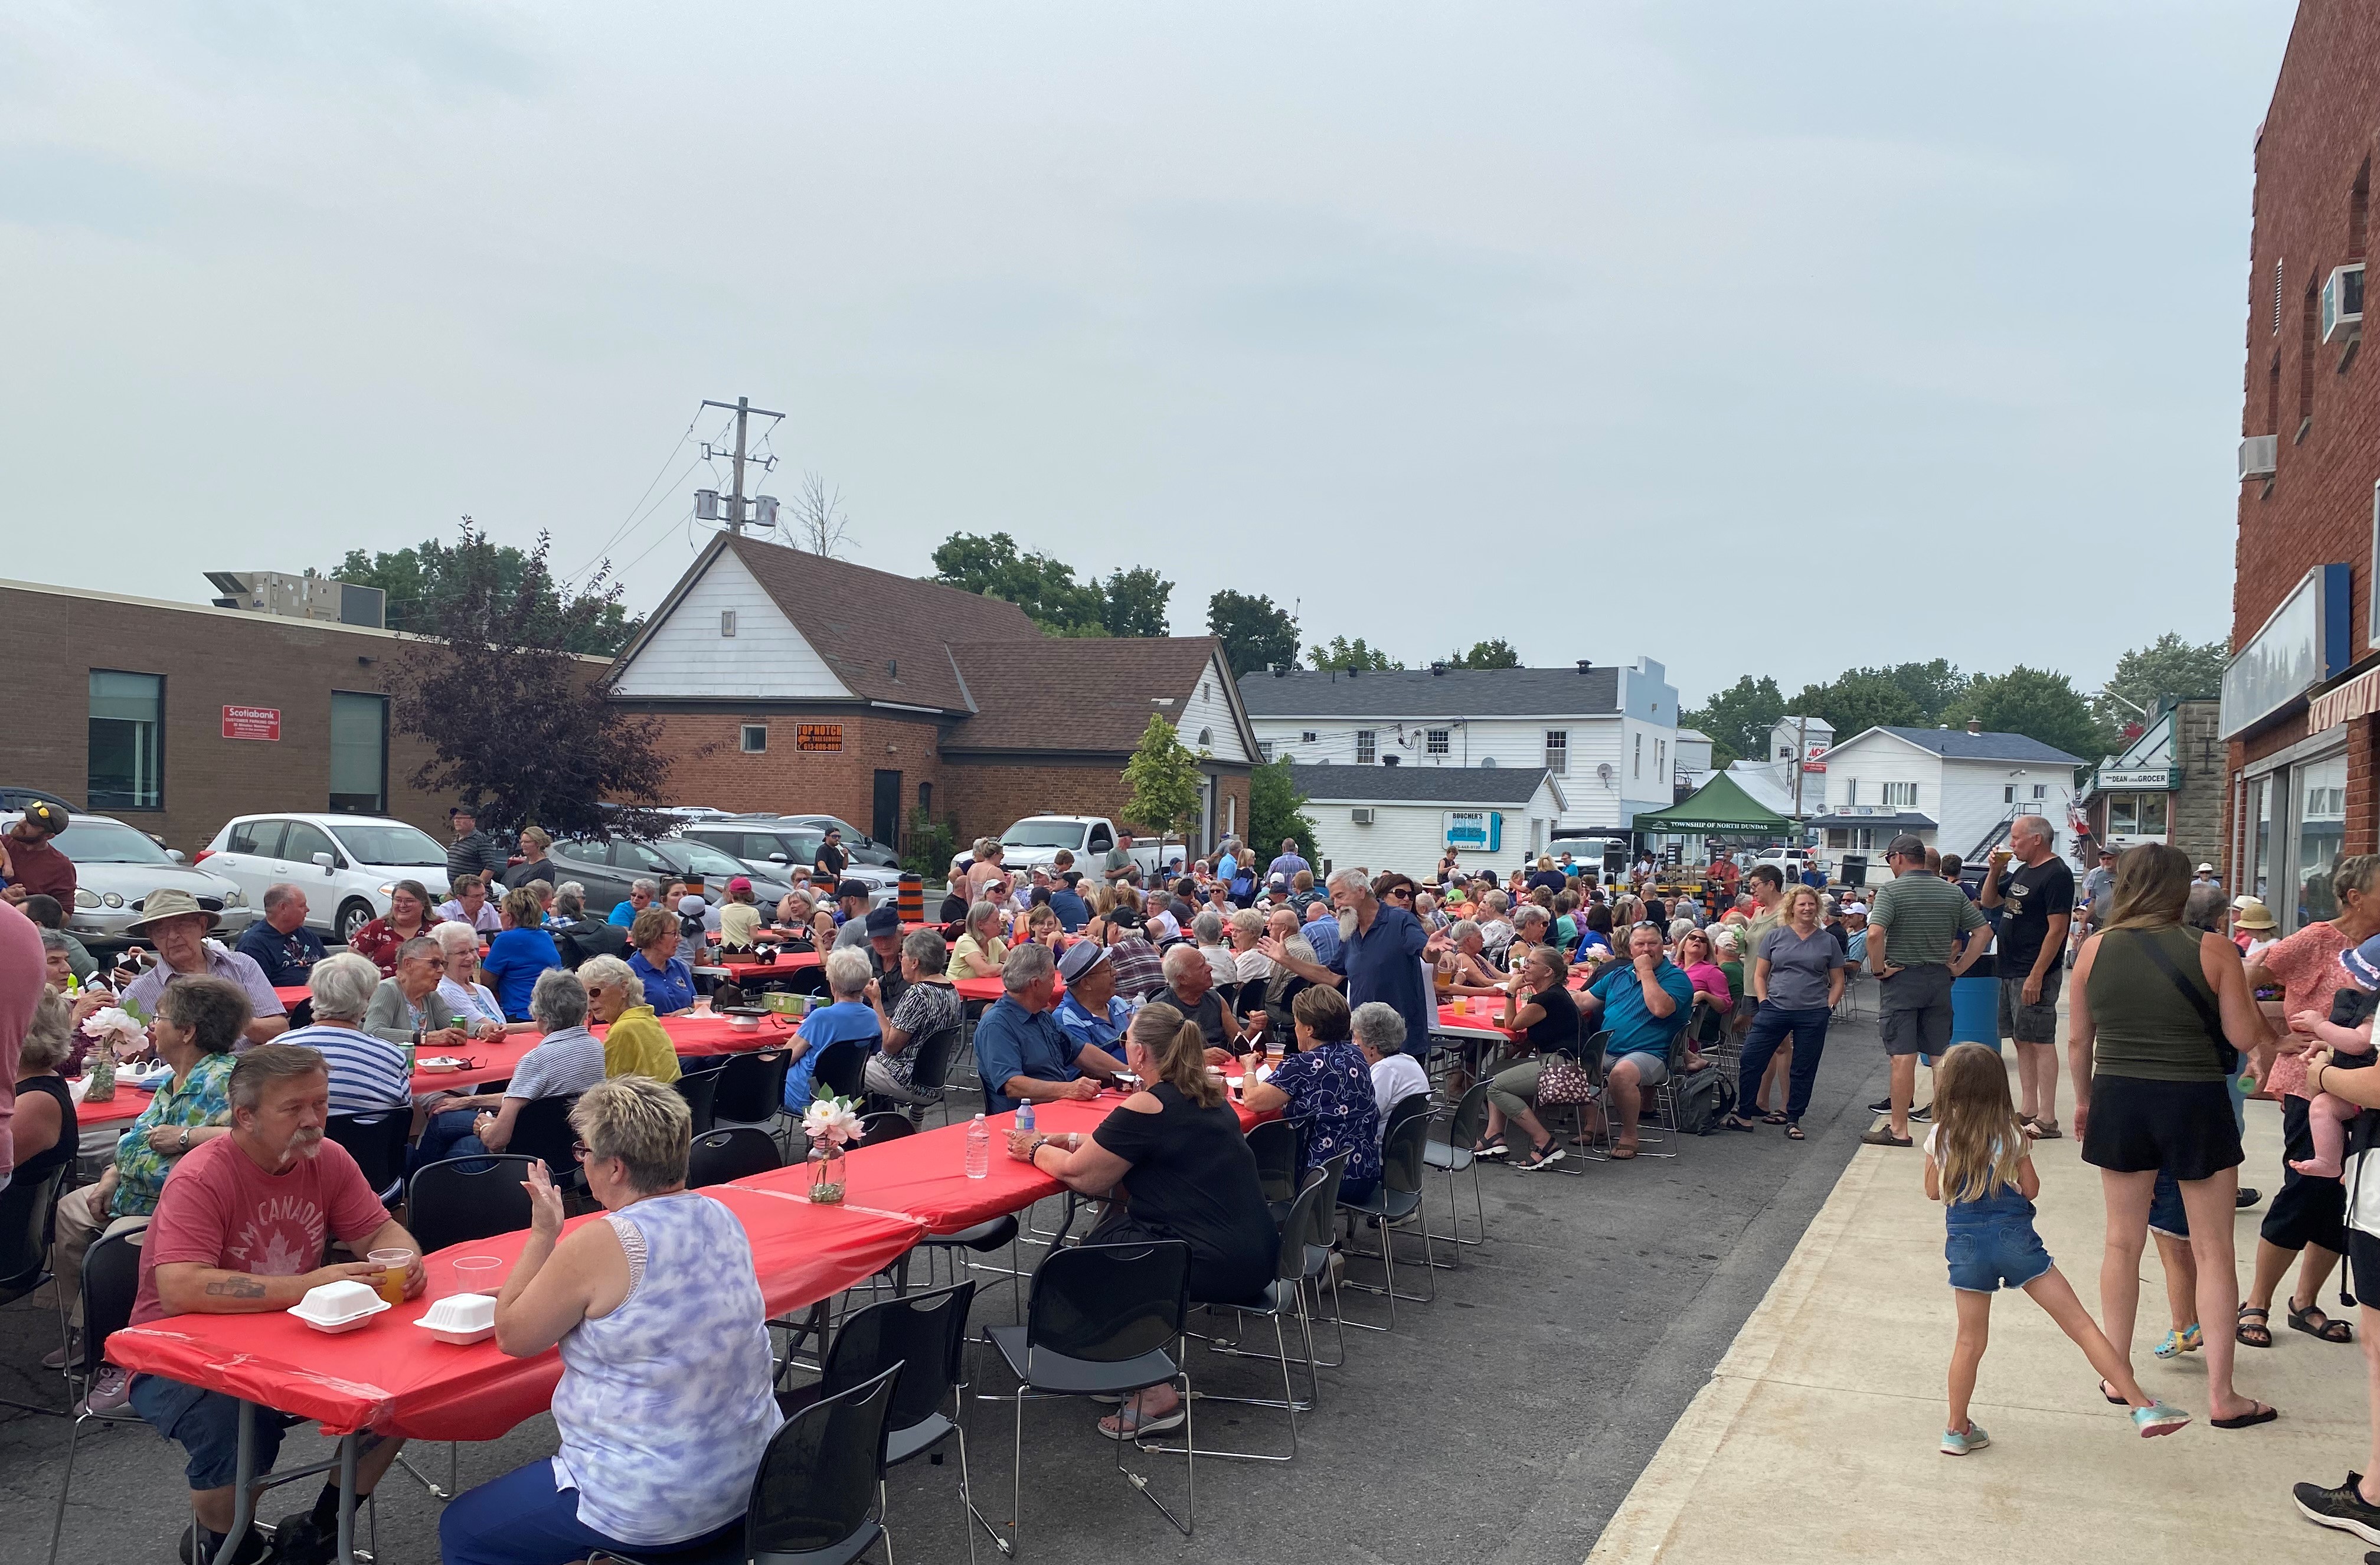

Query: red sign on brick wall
[222,705,282,741]
[796,724,844,752]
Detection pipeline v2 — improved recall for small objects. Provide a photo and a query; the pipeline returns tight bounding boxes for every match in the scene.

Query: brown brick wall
[2225,9,2380,877]
[639,711,949,849]
[0,584,456,854]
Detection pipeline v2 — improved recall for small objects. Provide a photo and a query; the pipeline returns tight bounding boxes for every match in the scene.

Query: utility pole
[698,397,784,534]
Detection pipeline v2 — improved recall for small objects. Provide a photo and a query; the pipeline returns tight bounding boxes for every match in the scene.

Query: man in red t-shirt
[0,800,76,912]
[125,1044,426,1565]
[2239,857,2380,1351]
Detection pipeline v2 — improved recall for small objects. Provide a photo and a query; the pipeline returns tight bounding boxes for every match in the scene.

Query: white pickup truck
[995,815,1164,878]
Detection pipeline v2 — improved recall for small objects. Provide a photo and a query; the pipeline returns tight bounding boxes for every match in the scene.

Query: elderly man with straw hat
[116,887,287,1047]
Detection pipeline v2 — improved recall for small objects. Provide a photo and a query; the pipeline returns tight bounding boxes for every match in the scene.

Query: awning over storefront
[1809,811,1938,834]
[1630,774,1794,838]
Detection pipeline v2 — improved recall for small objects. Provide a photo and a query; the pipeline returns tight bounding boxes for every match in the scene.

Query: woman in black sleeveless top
[13,989,80,1186]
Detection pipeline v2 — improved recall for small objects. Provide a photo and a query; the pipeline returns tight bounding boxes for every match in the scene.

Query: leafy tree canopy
[1123,714,1203,848]
[1309,635,1402,672]
[332,536,642,656]
[1942,665,2101,763]
[1208,590,1302,678]
[927,531,1171,639]
[2098,633,2227,731]
[1444,639,1520,669]
[1682,675,1786,765]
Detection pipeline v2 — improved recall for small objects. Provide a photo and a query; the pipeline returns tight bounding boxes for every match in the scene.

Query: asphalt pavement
[0,1006,1892,1565]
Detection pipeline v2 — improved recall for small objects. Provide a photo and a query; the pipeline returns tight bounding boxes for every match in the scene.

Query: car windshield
[774,832,825,861]
[326,822,447,867]
[1002,820,1087,850]
[672,839,754,880]
[47,819,173,864]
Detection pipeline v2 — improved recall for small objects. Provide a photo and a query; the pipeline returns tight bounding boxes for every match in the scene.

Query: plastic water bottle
[1015,1100,1036,1135]
[965,1115,991,1180]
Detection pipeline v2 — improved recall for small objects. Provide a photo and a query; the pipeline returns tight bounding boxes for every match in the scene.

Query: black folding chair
[506,1095,586,1197]
[983,1241,1196,1546]
[673,1063,725,1137]
[324,1110,410,1203]
[1421,1081,1495,1250]
[780,1282,991,1563]
[0,1163,69,1416]
[688,1127,784,1189]
[809,1040,868,1104]
[1336,1110,1436,1328]
[48,1229,158,1564]
[712,1048,794,1152]
[865,1023,961,1125]
[1245,1118,1300,1220]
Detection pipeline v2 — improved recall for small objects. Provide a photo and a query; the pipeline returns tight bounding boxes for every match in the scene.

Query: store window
[2107,793,2169,838]
[2295,753,2349,926]
[89,670,163,810]
[2250,776,2273,899]
[328,692,388,814]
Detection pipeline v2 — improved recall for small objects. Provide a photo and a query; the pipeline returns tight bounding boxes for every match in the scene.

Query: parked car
[541,834,794,918]
[5,811,257,948]
[0,785,77,815]
[198,813,452,943]
[996,815,1160,878]
[681,818,900,906]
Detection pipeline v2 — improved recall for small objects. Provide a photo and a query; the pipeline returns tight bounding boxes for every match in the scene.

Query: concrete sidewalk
[1589,1064,2374,1564]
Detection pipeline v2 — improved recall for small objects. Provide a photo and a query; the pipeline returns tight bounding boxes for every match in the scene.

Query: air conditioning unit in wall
[2240,434,2278,479]
[2325,263,2365,344]
[1351,808,1375,825]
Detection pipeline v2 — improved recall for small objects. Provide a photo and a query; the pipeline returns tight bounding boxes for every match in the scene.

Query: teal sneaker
[1941,1421,1990,1455]
[2131,1400,2191,1437]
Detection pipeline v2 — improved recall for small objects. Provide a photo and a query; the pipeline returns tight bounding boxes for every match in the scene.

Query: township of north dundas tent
[1628,773,1793,839]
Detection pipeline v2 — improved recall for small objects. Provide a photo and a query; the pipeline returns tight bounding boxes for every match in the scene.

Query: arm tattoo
[204,1275,269,1299]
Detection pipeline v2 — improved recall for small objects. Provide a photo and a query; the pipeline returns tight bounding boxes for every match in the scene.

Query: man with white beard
[1263,868,1434,1057]
[126,1044,428,1565]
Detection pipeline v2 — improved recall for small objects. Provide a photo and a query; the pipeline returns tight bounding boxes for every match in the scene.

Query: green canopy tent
[1628,773,1794,839]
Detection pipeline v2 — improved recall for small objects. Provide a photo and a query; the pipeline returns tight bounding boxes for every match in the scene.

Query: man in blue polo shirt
[971,943,1125,1113]
[1581,922,1694,1158]
[1052,942,1132,1055]
[1048,871,1091,933]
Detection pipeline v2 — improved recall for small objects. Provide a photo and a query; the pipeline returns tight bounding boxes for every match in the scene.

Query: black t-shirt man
[815,834,849,879]
[1994,855,2075,974]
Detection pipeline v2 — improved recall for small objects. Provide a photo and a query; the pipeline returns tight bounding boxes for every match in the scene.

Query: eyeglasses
[571,1142,591,1161]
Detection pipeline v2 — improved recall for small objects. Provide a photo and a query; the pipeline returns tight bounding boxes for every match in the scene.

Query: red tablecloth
[104,1188,924,1440]
[733,1091,1264,1236]
[952,975,1067,1004]
[1435,999,1525,1040]
[273,985,310,1008]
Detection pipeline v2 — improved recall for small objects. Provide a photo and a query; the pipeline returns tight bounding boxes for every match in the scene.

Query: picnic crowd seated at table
[1354,999,1428,1136]
[1475,944,1583,1170]
[606,877,658,926]
[483,886,562,1021]
[431,920,528,1035]
[116,888,289,1047]
[577,953,680,1083]
[947,899,1008,980]
[1007,1001,1277,1440]
[414,968,609,1166]
[782,946,882,1109]
[12,987,77,1188]
[1158,942,1244,1058]
[282,950,415,1116]
[623,905,697,1016]
[233,883,328,988]
[1053,939,1133,1055]
[865,929,961,1110]
[128,1043,430,1565]
[1244,985,1383,1199]
[439,1076,784,1565]
[346,879,436,976]
[717,875,764,951]
[1581,922,1696,1159]
[972,942,1126,1110]
[433,872,504,934]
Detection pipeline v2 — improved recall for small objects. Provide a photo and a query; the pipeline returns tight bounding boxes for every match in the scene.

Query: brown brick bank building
[606,536,1258,858]
[2224,5,2380,933]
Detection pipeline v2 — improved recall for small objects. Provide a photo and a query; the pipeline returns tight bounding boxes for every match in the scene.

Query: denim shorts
[2148,1169,2189,1239]
[1610,1048,1669,1087]
[1945,1217,2054,1293]
[130,1374,298,1490]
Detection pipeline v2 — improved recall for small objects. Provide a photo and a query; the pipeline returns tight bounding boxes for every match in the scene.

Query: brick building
[0,577,473,852]
[2223,5,2380,932]
[604,536,1260,856]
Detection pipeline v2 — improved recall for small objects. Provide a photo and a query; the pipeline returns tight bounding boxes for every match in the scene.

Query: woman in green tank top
[2070,843,2274,1429]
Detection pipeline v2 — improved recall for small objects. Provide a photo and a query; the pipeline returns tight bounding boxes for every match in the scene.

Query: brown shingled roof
[944,638,1229,753]
[722,537,1039,710]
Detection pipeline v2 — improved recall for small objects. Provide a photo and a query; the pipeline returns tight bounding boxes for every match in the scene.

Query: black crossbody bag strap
[2127,928,2240,1076]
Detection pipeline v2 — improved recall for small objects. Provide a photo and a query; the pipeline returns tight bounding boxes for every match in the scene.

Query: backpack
[1672,1062,1735,1136]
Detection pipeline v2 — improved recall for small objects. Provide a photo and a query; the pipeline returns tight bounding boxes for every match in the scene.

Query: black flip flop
[1720,1115,1760,1133]
[2290,1299,2355,1343]
[2210,1402,2279,1430]
[2098,1378,2126,1406]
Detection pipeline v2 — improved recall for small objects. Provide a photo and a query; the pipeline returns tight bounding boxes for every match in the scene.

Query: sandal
[2152,1322,2203,1359]
[2022,1117,2062,1139]
[1720,1115,1761,1133]
[2236,1305,2273,1348]
[1762,1112,1789,1125]
[2209,1401,2279,1430]
[2290,1298,2355,1344]
[1097,1403,1187,1440]
[1473,1135,1510,1160]
[1784,1121,1806,1141]
[2098,1378,2126,1406]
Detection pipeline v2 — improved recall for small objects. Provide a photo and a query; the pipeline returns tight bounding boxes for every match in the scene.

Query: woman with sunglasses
[416,968,607,1167]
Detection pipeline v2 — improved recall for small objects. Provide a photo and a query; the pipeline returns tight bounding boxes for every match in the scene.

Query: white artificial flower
[802,1094,864,1146]
[80,1007,147,1044]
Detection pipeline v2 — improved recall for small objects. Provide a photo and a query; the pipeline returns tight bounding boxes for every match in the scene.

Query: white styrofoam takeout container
[414,1292,498,1346]
[289,1280,390,1334]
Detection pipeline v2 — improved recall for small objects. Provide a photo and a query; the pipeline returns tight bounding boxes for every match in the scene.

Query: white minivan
[199,813,453,943]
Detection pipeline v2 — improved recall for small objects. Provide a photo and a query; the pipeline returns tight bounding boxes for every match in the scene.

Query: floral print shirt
[1267,1040,1383,1186]
[110,1050,236,1218]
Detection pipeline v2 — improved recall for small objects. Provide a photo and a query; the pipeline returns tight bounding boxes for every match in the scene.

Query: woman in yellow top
[717,878,764,953]
[946,900,1009,982]
[578,954,682,1084]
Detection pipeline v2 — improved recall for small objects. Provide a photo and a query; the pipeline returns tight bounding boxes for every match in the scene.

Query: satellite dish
[1597,763,1616,785]
[1480,757,1498,768]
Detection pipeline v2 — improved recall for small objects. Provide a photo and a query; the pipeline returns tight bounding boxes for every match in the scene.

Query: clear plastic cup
[448,1255,505,1297]
[368,1249,414,1306]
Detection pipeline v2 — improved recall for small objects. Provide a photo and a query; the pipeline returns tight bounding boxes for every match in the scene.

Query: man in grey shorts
[1864,834,1989,1147]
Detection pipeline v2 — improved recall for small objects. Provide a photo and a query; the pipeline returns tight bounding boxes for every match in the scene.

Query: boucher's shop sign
[2309,665,2380,736]
[221,705,281,741]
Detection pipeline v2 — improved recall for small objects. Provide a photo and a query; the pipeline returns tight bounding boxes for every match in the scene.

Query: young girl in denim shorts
[1925,1042,2191,1453]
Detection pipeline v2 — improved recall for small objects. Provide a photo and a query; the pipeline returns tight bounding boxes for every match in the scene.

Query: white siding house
[1243,659,1679,832]
[609,547,856,700]
[1289,764,1567,880]
[1806,724,2085,868]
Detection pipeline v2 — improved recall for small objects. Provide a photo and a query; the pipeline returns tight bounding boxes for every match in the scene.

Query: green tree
[2098,633,2228,731]
[1309,635,1402,672]
[388,519,681,840]
[1122,714,1203,858]
[900,805,957,880]
[1098,566,1174,637]
[1444,639,1520,669]
[1790,668,1925,740]
[1208,590,1302,677]
[928,531,1106,635]
[1878,659,1969,725]
[1248,756,1319,864]
[1682,675,1786,763]
[333,535,642,656]
[1943,666,2101,763]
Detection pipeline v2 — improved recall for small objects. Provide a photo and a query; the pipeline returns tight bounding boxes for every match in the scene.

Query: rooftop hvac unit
[1351,808,1376,825]
[2240,435,2278,480]
[2325,263,2365,344]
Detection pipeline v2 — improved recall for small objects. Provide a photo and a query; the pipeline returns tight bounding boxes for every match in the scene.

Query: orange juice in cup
[368,1249,414,1306]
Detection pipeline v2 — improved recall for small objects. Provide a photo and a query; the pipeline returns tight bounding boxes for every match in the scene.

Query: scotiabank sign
[222,705,281,741]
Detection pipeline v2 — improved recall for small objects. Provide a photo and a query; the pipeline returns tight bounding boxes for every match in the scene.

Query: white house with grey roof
[1287,763,1567,880]
[1805,722,2085,868]
[1241,659,1681,832]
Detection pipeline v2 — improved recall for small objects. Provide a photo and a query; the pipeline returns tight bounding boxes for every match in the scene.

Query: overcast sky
[2,1,2296,706]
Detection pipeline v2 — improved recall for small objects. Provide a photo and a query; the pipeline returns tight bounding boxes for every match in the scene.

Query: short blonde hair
[501,886,545,929]
[577,953,645,1007]
[571,1076,691,1194]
